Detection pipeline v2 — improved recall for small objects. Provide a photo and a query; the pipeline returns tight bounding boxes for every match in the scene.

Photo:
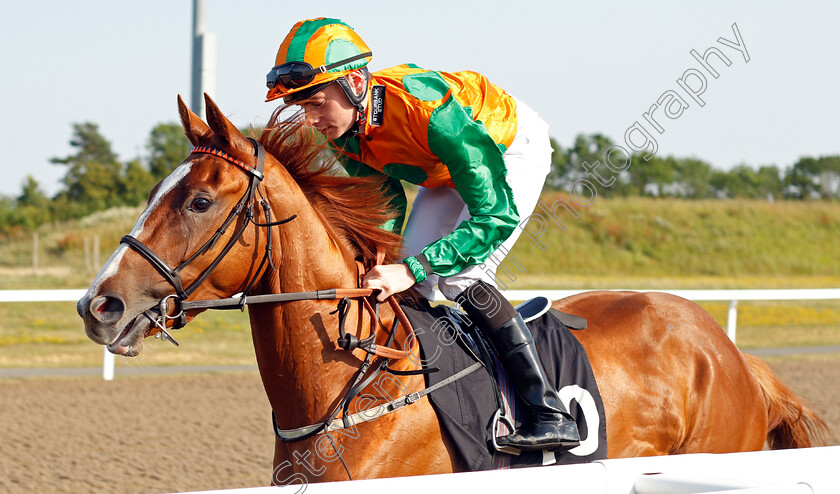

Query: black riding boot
[458,281,581,452]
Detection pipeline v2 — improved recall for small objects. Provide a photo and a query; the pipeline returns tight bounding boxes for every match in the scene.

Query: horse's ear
[177,94,211,146]
[203,93,251,150]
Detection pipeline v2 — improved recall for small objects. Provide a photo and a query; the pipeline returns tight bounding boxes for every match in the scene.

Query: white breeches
[402,98,552,301]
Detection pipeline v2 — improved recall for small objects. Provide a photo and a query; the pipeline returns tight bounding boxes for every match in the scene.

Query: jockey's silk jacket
[329,64,520,284]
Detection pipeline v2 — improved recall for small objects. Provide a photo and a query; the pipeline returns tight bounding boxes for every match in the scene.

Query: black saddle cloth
[400,299,607,470]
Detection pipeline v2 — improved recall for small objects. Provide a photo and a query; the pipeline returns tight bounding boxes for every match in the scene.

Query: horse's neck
[275,206,358,294]
[249,187,366,426]
[245,170,445,479]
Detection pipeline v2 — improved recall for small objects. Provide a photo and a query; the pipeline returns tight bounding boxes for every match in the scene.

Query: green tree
[51,122,125,212]
[566,133,625,196]
[49,195,87,222]
[673,158,714,198]
[817,156,840,198]
[754,165,784,200]
[546,138,570,190]
[710,169,734,198]
[628,155,677,197]
[51,122,118,165]
[568,133,615,169]
[123,159,156,205]
[147,122,191,179]
[0,195,17,234]
[786,156,840,199]
[709,164,781,199]
[14,176,52,228]
[17,176,50,209]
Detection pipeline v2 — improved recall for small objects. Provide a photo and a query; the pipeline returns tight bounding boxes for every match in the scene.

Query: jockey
[265,18,580,452]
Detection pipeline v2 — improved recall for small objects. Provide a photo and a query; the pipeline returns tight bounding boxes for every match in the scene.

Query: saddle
[400,297,607,470]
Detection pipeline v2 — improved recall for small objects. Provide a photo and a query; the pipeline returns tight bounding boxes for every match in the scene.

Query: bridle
[118,136,482,479]
[119,137,416,361]
[120,137,295,342]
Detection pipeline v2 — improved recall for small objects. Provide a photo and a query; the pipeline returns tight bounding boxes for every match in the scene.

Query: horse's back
[553,290,767,457]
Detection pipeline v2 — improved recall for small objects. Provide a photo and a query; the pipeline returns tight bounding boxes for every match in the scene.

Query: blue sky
[1,0,838,197]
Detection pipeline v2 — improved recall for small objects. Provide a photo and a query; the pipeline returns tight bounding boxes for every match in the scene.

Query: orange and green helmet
[265,18,372,103]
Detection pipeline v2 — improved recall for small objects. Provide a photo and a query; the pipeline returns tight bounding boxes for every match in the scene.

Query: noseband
[120,138,296,337]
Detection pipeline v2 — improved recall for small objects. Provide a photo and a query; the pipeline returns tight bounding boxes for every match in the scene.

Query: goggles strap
[268,52,372,91]
[315,51,372,76]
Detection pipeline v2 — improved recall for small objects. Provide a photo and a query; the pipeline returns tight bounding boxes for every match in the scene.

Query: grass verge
[2,295,838,369]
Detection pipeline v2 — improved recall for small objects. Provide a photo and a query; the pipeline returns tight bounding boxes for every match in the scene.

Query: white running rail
[2,288,839,381]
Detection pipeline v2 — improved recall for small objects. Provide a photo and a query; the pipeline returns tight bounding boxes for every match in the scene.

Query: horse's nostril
[89,295,126,324]
[95,298,120,314]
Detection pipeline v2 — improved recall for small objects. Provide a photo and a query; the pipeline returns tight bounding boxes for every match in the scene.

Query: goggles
[266,51,372,91]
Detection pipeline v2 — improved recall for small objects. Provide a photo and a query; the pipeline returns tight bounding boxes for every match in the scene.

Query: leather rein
[119,138,417,361]
[119,138,483,477]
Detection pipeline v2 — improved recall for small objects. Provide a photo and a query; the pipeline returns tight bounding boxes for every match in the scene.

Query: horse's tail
[742,352,829,449]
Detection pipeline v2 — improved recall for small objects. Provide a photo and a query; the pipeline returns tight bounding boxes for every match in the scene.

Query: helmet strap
[336,68,370,136]
[336,68,369,115]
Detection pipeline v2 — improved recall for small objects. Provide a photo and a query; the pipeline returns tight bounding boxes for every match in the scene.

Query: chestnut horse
[78,95,827,484]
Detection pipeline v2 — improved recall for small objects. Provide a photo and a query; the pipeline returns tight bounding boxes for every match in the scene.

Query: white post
[102,347,115,381]
[726,300,738,343]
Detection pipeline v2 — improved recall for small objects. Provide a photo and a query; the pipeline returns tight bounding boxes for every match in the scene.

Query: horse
[77,94,828,484]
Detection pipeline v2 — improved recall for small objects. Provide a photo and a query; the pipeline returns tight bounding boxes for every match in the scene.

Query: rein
[120,138,417,361]
[120,138,471,476]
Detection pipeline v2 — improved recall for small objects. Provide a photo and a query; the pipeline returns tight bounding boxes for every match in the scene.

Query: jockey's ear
[177,94,212,147]
[346,70,367,97]
[203,93,252,152]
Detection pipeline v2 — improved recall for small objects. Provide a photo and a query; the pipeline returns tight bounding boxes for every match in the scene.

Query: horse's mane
[259,109,403,265]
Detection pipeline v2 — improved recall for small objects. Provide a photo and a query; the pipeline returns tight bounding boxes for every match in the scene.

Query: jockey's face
[296,72,365,140]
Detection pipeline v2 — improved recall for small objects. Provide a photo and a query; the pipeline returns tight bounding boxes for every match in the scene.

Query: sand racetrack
[1,359,838,494]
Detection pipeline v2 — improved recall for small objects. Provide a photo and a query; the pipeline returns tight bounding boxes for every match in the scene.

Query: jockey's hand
[362,263,416,302]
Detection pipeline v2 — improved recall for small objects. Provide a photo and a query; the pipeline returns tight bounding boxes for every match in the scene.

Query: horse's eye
[189,197,212,213]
